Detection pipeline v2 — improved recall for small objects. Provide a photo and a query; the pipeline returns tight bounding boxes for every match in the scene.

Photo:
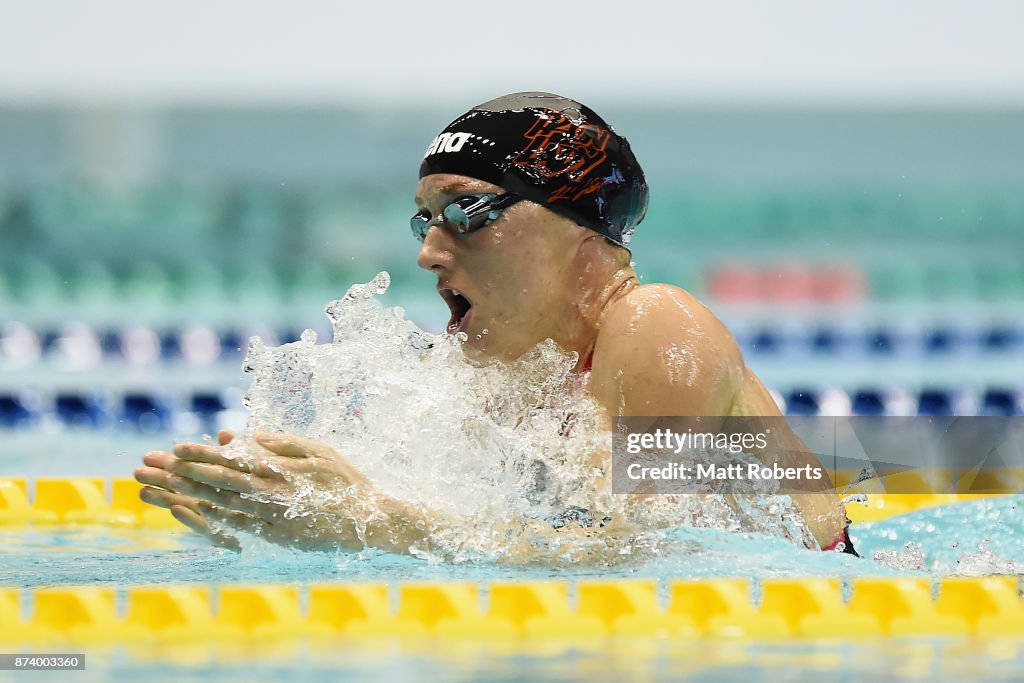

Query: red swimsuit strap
[821,526,859,556]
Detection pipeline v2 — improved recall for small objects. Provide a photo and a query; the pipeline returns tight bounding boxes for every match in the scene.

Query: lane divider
[0,477,180,528]
[0,578,1020,643]
[0,477,1018,527]
[834,468,1024,496]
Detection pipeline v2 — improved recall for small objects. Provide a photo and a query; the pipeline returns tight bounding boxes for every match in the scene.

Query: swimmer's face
[415,173,587,361]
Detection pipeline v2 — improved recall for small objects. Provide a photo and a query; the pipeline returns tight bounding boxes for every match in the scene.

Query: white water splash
[232,273,816,563]
[955,539,1018,576]
[873,541,926,571]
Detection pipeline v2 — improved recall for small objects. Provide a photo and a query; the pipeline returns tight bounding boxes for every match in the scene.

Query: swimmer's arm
[137,433,639,564]
[725,369,847,545]
[589,284,741,420]
[585,285,845,546]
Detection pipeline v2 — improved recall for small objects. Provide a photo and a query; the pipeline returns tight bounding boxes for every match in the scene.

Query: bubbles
[873,535,1020,575]
[370,272,391,295]
[873,541,926,571]
[955,539,1018,576]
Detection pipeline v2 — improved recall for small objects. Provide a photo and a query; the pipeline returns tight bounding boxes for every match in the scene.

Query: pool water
[3,273,1023,682]
[2,464,1021,682]
[2,496,1021,590]
[4,638,1024,683]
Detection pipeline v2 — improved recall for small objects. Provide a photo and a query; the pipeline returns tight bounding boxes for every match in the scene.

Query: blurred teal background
[1,0,1023,418]
[2,106,1023,329]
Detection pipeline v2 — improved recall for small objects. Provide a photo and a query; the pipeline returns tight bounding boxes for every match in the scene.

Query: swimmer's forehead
[414,175,503,207]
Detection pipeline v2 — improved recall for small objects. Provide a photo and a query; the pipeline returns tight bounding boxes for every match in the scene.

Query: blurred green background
[2,106,1023,331]
[0,0,1022,428]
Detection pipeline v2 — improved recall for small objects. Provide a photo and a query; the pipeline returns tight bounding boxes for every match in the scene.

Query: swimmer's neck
[559,239,638,370]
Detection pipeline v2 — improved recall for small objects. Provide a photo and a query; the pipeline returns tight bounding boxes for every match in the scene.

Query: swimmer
[135,92,856,558]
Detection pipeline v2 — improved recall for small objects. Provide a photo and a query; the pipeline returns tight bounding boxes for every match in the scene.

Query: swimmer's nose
[416,223,456,273]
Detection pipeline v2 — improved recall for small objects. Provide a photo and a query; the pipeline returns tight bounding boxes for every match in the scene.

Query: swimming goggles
[411,193,523,242]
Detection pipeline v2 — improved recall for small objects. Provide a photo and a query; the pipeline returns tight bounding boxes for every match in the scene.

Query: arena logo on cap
[424,132,472,157]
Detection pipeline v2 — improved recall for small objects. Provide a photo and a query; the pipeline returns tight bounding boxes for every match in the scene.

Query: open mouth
[439,288,473,335]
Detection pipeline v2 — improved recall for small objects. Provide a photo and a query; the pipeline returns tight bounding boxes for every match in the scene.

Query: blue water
[2,428,1021,585]
[3,639,1024,683]
[2,497,1021,588]
[3,419,1023,683]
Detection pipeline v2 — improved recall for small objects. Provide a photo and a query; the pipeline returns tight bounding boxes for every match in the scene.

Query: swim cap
[418,92,648,247]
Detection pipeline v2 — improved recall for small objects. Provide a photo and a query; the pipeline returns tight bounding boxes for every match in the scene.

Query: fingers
[171,442,299,480]
[253,431,317,458]
[171,460,268,496]
[198,501,304,549]
[218,430,235,446]
[163,448,270,495]
[250,432,371,488]
[135,463,174,491]
[198,501,270,537]
[170,504,241,552]
[139,485,202,512]
[141,450,176,469]
[170,443,257,474]
[142,450,265,494]
[134,465,288,524]
[169,444,290,483]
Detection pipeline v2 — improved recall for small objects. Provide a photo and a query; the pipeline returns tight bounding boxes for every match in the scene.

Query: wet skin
[135,173,847,554]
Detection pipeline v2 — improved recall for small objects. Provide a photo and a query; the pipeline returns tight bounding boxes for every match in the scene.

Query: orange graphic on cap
[509,113,610,201]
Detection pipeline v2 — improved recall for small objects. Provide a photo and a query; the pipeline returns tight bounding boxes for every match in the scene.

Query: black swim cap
[418,92,648,247]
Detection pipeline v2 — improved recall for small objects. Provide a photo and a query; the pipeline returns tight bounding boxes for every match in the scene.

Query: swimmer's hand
[134,430,242,550]
[134,431,428,553]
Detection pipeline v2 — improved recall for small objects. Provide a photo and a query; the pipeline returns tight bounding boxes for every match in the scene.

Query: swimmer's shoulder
[600,282,737,347]
[590,282,745,416]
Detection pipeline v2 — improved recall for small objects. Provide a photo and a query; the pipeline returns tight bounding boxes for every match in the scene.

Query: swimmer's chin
[453,334,517,366]
[456,336,492,364]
